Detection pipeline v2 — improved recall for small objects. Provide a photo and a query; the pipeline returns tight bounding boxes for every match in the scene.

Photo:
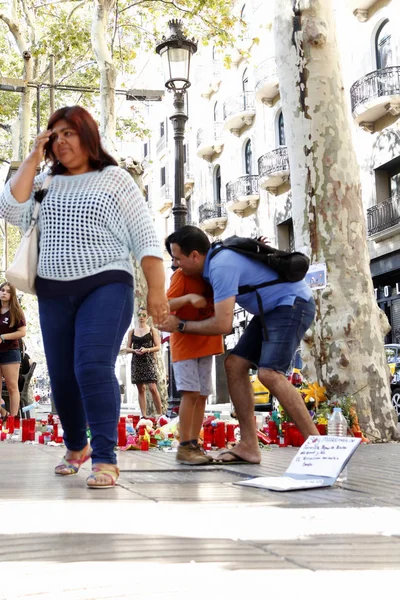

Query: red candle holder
[214,422,226,448]
[7,416,15,434]
[0,431,6,441]
[117,422,127,447]
[22,420,30,442]
[38,434,45,444]
[28,418,36,441]
[226,424,236,443]
[140,440,149,451]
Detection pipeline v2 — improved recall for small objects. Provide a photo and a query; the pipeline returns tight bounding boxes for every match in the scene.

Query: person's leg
[38,297,88,457]
[223,353,261,463]
[74,283,133,472]
[148,382,162,415]
[136,383,147,417]
[173,359,210,464]
[179,391,201,443]
[190,395,207,442]
[258,297,318,439]
[216,317,263,463]
[1,363,20,416]
[259,369,318,438]
[191,355,214,443]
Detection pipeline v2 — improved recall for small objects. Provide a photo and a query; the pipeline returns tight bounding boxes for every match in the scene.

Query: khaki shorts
[173,356,213,396]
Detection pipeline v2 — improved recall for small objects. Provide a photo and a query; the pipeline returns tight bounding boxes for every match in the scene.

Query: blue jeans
[38,283,133,465]
[230,297,316,373]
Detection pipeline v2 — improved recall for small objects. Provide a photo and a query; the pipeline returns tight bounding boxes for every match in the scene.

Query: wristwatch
[177,320,187,333]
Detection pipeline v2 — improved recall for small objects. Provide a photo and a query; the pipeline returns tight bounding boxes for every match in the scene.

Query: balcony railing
[254,58,278,93]
[223,92,255,120]
[350,66,400,114]
[160,185,172,200]
[194,62,222,86]
[156,136,166,154]
[226,175,259,203]
[367,193,400,236]
[199,203,227,223]
[258,147,289,177]
[196,123,224,147]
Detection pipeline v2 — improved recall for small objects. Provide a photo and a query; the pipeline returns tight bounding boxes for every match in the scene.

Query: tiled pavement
[0,441,400,599]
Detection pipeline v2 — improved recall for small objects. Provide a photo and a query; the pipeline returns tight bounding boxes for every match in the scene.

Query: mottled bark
[19,51,33,160]
[91,0,118,154]
[274,0,398,441]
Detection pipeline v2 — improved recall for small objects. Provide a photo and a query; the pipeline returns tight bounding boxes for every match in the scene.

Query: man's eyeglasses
[138,313,147,317]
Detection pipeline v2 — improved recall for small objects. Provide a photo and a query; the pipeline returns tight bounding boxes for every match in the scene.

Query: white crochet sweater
[0,166,163,281]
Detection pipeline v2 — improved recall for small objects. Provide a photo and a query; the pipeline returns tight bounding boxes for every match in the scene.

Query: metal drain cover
[125,469,247,484]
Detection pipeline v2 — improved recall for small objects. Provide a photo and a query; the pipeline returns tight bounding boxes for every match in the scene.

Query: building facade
[140,0,400,401]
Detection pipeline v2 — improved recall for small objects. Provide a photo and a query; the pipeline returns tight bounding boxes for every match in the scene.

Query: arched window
[242,68,249,93]
[213,101,220,122]
[214,165,221,204]
[278,111,286,146]
[376,20,392,69]
[244,140,252,175]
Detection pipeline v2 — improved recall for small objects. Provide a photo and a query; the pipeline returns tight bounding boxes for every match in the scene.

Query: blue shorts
[230,297,315,374]
[0,349,21,365]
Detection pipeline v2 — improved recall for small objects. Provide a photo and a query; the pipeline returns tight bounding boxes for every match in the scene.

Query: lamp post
[156,20,197,231]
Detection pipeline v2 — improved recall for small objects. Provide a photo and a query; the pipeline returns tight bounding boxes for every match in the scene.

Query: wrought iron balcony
[254,58,279,106]
[196,123,224,162]
[258,147,290,195]
[226,175,259,217]
[198,203,228,235]
[156,135,166,155]
[350,66,400,132]
[223,92,256,136]
[193,62,222,98]
[367,194,400,237]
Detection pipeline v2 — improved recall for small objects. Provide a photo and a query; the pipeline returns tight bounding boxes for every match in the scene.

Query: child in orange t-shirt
[167,268,223,465]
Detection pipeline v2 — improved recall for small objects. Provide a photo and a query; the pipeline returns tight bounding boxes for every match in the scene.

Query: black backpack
[209,236,310,339]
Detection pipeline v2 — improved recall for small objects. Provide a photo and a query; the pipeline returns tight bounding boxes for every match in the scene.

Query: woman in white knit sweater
[0,106,169,488]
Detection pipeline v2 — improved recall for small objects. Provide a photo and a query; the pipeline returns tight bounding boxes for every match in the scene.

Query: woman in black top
[126,306,162,417]
[0,282,26,418]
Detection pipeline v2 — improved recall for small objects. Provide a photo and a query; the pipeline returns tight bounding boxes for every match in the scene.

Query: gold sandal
[86,465,119,489]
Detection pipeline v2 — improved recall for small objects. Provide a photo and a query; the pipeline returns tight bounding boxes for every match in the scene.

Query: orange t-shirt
[167,269,224,363]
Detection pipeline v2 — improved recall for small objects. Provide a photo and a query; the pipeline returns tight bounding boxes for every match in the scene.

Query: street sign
[0,77,26,93]
[125,88,164,101]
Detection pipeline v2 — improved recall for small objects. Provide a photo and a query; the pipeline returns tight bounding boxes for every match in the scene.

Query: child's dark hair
[165,226,210,257]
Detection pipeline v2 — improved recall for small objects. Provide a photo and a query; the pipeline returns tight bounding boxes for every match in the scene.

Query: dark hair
[0,281,25,328]
[165,226,211,257]
[44,106,118,175]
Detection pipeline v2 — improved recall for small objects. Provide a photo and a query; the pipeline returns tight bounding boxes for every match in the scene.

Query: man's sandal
[86,465,120,489]
[54,445,92,476]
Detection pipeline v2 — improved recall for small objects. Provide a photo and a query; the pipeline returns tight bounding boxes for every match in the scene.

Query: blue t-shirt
[203,248,312,315]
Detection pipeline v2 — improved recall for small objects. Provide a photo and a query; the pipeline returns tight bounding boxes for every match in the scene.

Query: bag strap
[30,174,52,226]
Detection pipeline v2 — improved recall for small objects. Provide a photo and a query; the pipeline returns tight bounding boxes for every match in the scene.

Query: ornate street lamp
[156,20,197,230]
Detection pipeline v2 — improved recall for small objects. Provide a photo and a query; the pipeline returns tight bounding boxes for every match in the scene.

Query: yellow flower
[302,382,327,407]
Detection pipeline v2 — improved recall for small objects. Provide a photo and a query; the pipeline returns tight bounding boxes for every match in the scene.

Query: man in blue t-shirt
[162,226,319,465]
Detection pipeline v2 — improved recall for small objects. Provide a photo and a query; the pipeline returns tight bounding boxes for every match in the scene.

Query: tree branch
[119,0,232,38]
[0,10,28,54]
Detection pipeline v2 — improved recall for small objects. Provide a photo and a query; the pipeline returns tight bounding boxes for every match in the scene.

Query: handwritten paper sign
[234,436,361,492]
[286,436,361,478]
